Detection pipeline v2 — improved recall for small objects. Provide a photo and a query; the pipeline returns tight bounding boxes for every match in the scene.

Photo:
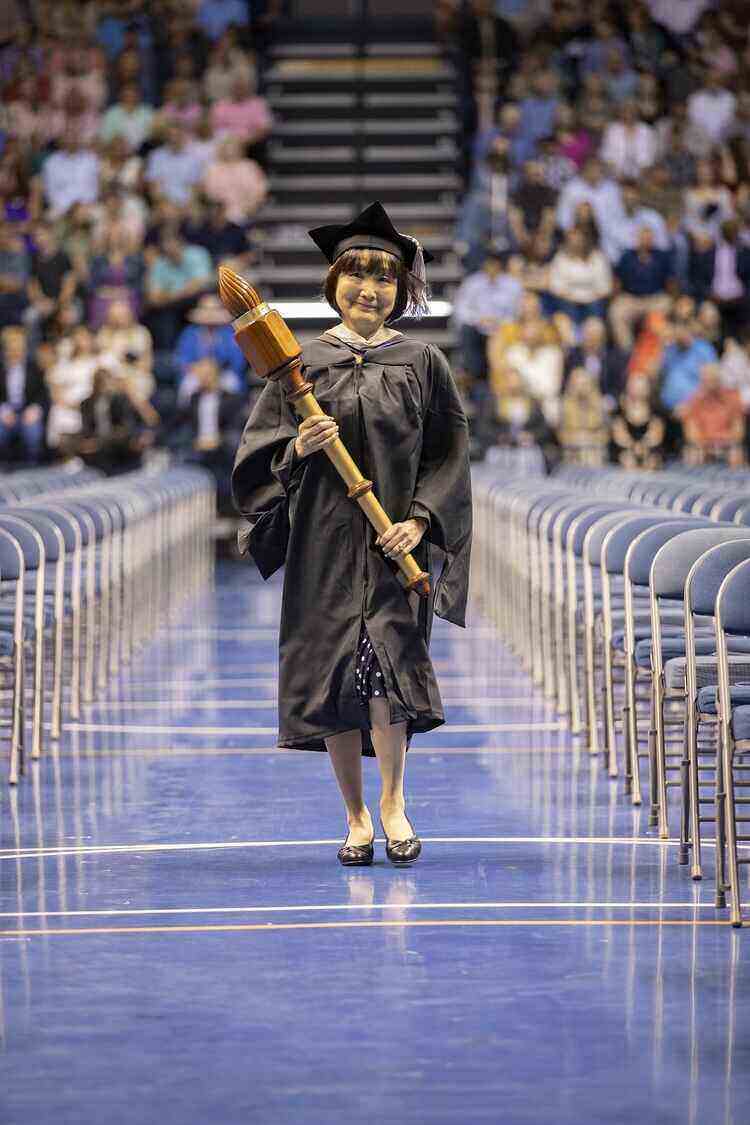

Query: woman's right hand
[294,414,339,458]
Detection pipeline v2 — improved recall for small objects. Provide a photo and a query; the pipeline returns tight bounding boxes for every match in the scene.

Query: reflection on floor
[0,562,748,1124]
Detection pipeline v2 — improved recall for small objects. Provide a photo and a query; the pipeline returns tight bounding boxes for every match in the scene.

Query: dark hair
[323,247,427,322]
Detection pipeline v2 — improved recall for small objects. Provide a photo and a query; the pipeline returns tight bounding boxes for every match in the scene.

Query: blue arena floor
[0,562,749,1124]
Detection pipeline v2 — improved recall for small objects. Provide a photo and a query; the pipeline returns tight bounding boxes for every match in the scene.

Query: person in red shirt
[681,361,745,466]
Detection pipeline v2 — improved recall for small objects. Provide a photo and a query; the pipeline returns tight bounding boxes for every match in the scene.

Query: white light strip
[271,299,453,320]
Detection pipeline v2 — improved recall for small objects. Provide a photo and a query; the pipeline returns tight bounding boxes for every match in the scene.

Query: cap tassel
[404,237,430,319]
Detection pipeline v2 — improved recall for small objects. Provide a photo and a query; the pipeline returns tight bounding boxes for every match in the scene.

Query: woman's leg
[324,729,374,845]
[369,697,413,840]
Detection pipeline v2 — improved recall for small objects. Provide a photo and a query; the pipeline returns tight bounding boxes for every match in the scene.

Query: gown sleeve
[231,378,305,579]
[408,345,473,628]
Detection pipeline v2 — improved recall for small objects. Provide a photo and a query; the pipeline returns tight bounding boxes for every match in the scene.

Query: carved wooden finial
[218,265,261,318]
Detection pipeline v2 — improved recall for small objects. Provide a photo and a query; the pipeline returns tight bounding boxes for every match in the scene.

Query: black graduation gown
[231,332,473,755]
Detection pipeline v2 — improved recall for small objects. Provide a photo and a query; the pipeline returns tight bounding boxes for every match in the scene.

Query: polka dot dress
[354,623,385,707]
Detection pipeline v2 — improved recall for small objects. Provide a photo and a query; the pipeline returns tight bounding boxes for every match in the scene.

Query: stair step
[267,93,357,111]
[365,42,443,57]
[269,145,357,163]
[266,59,454,83]
[270,173,461,191]
[270,43,358,59]
[364,92,457,108]
[257,204,354,223]
[363,143,458,162]
[258,233,456,255]
[272,117,459,139]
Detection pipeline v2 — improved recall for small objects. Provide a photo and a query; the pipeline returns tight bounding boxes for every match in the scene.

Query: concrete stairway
[252,34,462,356]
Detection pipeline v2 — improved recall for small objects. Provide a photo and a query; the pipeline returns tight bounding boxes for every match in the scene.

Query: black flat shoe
[337,832,375,866]
[380,816,422,865]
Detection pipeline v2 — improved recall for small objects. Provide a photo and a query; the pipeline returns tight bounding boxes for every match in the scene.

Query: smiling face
[331,249,399,338]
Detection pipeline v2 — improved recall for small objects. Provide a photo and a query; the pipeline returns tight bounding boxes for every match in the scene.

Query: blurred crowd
[0,0,277,494]
[441,0,750,470]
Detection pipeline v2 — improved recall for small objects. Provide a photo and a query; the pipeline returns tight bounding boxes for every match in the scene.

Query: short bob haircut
[323,247,428,323]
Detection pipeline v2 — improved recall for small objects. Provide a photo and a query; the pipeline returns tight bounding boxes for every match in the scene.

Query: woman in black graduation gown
[231,202,473,867]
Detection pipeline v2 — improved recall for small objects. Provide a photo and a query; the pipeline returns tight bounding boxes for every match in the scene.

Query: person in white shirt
[41,131,99,219]
[601,101,657,180]
[555,158,624,262]
[453,248,523,382]
[547,224,613,326]
[504,317,564,425]
[688,69,737,147]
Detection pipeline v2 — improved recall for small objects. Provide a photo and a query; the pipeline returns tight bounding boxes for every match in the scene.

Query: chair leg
[687,709,704,880]
[723,735,744,928]
[715,726,728,910]
[654,676,670,838]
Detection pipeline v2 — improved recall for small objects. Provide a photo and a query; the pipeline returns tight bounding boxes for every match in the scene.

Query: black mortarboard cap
[308,201,434,268]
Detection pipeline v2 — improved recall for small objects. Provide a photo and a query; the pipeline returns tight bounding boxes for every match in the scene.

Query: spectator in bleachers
[600,101,657,181]
[547,224,613,327]
[549,104,593,175]
[610,226,675,350]
[175,294,246,401]
[518,69,560,158]
[508,160,557,254]
[681,360,745,465]
[196,0,250,42]
[481,363,551,454]
[27,222,76,342]
[40,130,100,219]
[719,331,750,409]
[0,325,48,464]
[209,75,273,147]
[159,78,203,136]
[610,180,669,262]
[555,157,623,262]
[144,228,213,351]
[610,373,665,469]
[203,29,257,103]
[688,219,750,336]
[456,140,515,265]
[579,16,630,77]
[683,157,735,240]
[575,72,613,140]
[180,355,244,501]
[201,135,268,226]
[96,299,155,402]
[558,366,609,465]
[602,49,639,106]
[84,225,144,331]
[99,83,154,152]
[75,365,157,475]
[660,312,718,414]
[564,315,627,407]
[504,315,564,425]
[181,197,252,268]
[687,67,737,147]
[473,103,528,172]
[453,249,522,386]
[144,123,206,208]
[0,220,28,329]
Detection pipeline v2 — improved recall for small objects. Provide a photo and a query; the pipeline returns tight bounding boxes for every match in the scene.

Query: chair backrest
[734,503,750,527]
[625,519,712,587]
[568,503,628,556]
[0,529,22,580]
[712,494,750,522]
[651,528,750,600]
[602,515,682,577]
[0,516,41,570]
[690,540,750,616]
[717,558,750,636]
[10,511,62,562]
[27,506,79,551]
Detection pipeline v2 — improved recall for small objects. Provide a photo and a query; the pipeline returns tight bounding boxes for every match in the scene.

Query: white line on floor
[0,901,720,921]
[61,721,566,735]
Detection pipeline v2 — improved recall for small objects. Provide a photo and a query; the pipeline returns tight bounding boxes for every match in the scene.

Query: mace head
[218,265,261,318]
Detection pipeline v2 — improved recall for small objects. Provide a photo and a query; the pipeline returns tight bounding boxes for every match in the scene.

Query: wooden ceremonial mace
[218,266,430,596]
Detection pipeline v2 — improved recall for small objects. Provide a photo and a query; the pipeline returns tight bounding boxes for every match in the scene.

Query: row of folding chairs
[0,464,215,787]
[473,463,750,926]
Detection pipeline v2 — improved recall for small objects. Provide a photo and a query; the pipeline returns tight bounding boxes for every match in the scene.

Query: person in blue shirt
[660,315,718,414]
[175,294,248,403]
[145,230,213,350]
[610,226,675,349]
[197,0,249,41]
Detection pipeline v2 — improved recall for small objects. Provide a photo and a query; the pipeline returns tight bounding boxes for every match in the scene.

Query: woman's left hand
[376,517,428,560]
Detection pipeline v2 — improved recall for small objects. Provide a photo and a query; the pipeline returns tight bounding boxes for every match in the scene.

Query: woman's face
[335,252,398,337]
